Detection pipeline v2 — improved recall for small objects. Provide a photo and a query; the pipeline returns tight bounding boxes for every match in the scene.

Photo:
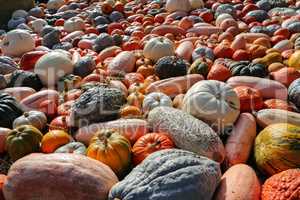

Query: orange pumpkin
[232,49,251,61]
[132,133,175,165]
[120,105,142,118]
[49,116,72,132]
[270,67,300,87]
[124,73,145,86]
[213,43,234,59]
[41,130,72,153]
[263,99,293,111]
[127,92,145,108]
[136,64,155,78]
[234,86,264,112]
[207,63,232,81]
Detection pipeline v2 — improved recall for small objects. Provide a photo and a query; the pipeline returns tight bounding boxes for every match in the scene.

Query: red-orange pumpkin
[213,43,234,59]
[270,67,300,87]
[207,63,232,81]
[234,86,264,112]
[263,99,293,111]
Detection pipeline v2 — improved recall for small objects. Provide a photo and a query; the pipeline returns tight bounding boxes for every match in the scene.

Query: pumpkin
[41,130,72,153]
[107,51,136,76]
[261,169,300,200]
[142,92,172,113]
[119,105,142,118]
[127,92,145,108]
[288,78,300,108]
[49,116,72,132]
[182,80,240,135]
[47,0,65,10]
[148,106,225,163]
[207,63,232,82]
[234,86,264,112]
[143,36,175,62]
[189,0,204,9]
[288,50,300,69]
[254,123,300,176]
[87,129,131,177]
[154,56,188,79]
[229,61,268,78]
[13,111,47,131]
[73,56,96,78]
[270,67,300,87]
[188,58,211,77]
[3,153,118,200]
[0,128,10,154]
[70,86,126,127]
[132,133,175,165]
[166,0,191,12]
[34,51,74,87]
[54,142,86,155]
[1,87,35,103]
[109,149,221,200]
[20,51,48,71]
[0,93,24,128]
[64,17,86,33]
[213,43,234,59]
[6,125,43,161]
[7,70,43,91]
[214,164,261,200]
[263,99,293,111]
[0,30,35,57]
[0,56,18,75]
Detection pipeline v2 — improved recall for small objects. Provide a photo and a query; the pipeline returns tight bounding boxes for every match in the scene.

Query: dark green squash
[0,56,18,75]
[188,58,210,77]
[109,149,221,200]
[154,56,188,79]
[0,93,24,128]
[229,61,268,78]
[8,70,43,91]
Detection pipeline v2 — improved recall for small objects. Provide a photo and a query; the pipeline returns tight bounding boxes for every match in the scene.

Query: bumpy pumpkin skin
[262,169,300,200]
[3,153,118,200]
[229,61,268,78]
[109,149,221,200]
[254,123,300,176]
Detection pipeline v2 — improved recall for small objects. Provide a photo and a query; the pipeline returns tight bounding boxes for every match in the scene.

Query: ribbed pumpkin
[288,78,300,109]
[8,70,43,91]
[229,61,268,78]
[6,125,43,161]
[87,129,132,177]
[254,123,300,176]
[54,142,86,155]
[154,56,188,79]
[41,130,72,153]
[234,86,264,112]
[288,50,300,69]
[261,169,300,200]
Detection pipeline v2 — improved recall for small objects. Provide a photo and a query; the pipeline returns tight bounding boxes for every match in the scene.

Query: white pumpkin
[29,19,48,34]
[166,0,192,13]
[34,51,74,87]
[47,0,65,10]
[64,17,86,33]
[189,0,204,10]
[142,92,173,113]
[143,37,175,62]
[182,80,240,134]
[13,111,47,131]
[216,13,233,27]
[0,30,35,57]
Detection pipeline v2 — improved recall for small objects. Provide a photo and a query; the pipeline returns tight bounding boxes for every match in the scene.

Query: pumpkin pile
[1,0,300,199]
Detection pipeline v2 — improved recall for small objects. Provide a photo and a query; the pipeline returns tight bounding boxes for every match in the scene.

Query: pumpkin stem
[23,112,29,117]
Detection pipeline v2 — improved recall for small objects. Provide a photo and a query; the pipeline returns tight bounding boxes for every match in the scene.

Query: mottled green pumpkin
[8,70,43,91]
[229,61,268,78]
[154,56,188,79]
[109,149,221,200]
[254,123,300,176]
[188,59,210,77]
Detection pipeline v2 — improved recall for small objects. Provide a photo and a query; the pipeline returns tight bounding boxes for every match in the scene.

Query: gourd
[0,56,18,75]
[288,78,300,108]
[188,59,210,77]
[87,129,131,177]
[132,133,175,165]
[261,169,300,200]
[148,106,225,163]
[7,70,43,91]
[107,51,136,75]
[54,142,86,155]
[0,128,10,154]
[47,0,65,10]
[288,50,300,69]
[70,86,126,127]
[64,17,86,33]
[233,86,264,112]
[41,130,72,153]
[143,37,175,62]
[182,80,240,134]
[189,0,204,9]
[0,93,24,128]
[142,92,172,113]
[3,153,118,200]
[0,30,35,57]
[154,56,188,79]
[1,87,35,102]
[254,123,300,176]
[263,99,292,111]
[229,61,268,78]
[270,67,300,87]
[166,0,192,13]
[34,51,74,87]
[6,125,43,161]
[13,111,47,131]
[109,149,221,200]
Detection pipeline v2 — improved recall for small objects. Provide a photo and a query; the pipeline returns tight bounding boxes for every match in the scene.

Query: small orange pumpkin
[127,92,145,108]
[207,63,232,81]
[213,43,234,59]
[120,105,142,118]
[137,65,155,78]
[234,86,264,112]
[263,99,293,111]
[41,130,72,153]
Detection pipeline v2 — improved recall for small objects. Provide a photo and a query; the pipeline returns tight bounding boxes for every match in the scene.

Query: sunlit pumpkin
[234,86,264,112]
[41,130,72,153]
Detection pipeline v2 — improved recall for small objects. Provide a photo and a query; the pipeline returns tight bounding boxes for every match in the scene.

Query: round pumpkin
[41,130,72,153]
[288,50,300,69]
[7,70,43,91]
[6,125,43,161]
[188,58,211,77]
[0,128,10,154]
[64,17,86,33]
[143,37,175,62]
[182,80,240,135]
[132,133,175,165]
[166,0,192,13]
[154,56,188,79]
[254,123,300,176]
[229,61,268,78]
[234,86,264,112]
[13,111,47,131]
[54,142,86,155]
[288,78,300,109]
[142,92,173,113]
[87,129,131,177]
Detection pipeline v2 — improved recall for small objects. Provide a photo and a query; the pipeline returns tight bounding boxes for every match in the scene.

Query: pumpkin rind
[109,149,221,200]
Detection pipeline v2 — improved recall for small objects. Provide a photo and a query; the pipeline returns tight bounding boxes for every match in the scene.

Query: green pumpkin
[6,125,43,161]
[188,59,209,77]
[8,70,43,91]
[154,56,188,79]
[229,61,268,78]
[254,123,300,176]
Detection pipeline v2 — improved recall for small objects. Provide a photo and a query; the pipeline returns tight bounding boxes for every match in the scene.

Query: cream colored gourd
[13,111,47,131]
[47,0,65,10]
[183,80,240,134]
[29,19,48,34]
[189,0,204,9]
[143,36,175,62]
[166,0,192,13]
[142,92,173,113]
[0,30,35,57]
[64,17,86,33]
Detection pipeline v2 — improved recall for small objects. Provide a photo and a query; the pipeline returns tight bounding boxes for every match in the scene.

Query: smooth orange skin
[41,130,72,153]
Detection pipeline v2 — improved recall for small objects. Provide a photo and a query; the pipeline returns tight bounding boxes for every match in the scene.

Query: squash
[70,86,126,127]
[47,0,65,10]
[75,118,148,146]
[233,86,264,112]
[288,50,300,69]
[87,129,131,177]
[151,25,186,36]
[54,142,86,155]
[0,56,18,75]
[127,92,145,108]
[0,93,24,128]
[49,116,72,132]
[189,0,204,9]
[224,113,256,169]
[64,17,86,33]
[7,70,43,91]
[254,123,300,176]
[229,61,268,78]
[187,26,222,36]
[182,80,240,134]
[132,133,175,165]
[263,99,293,111]
[13,111,47,131]
[288,78,300,108]
[254,52,282,67]
[214,164,261,200]
[146,74,204,98]
[3,153,118,200]
[213,43,234,59]
[227,76,288,100]
[107,51,136,75]
[188,59,211,77]
[148,106,225,163]
[142,92,172,113]
[143,36,175,62]
[0,128,10,154]
[207,63,232,82]
[6,125,43,161]
[254,109,300,128]
[0,30,35,57]
[41,130,73,153]
[261,169,300,200]
[119,105,142,118]
[109,149,221,200]
[166,0,191,12]
[1,87,36,102]
[34,51,74,87]
[270,67,300,87]
[192,46,214,61]
[175,41,194,61]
